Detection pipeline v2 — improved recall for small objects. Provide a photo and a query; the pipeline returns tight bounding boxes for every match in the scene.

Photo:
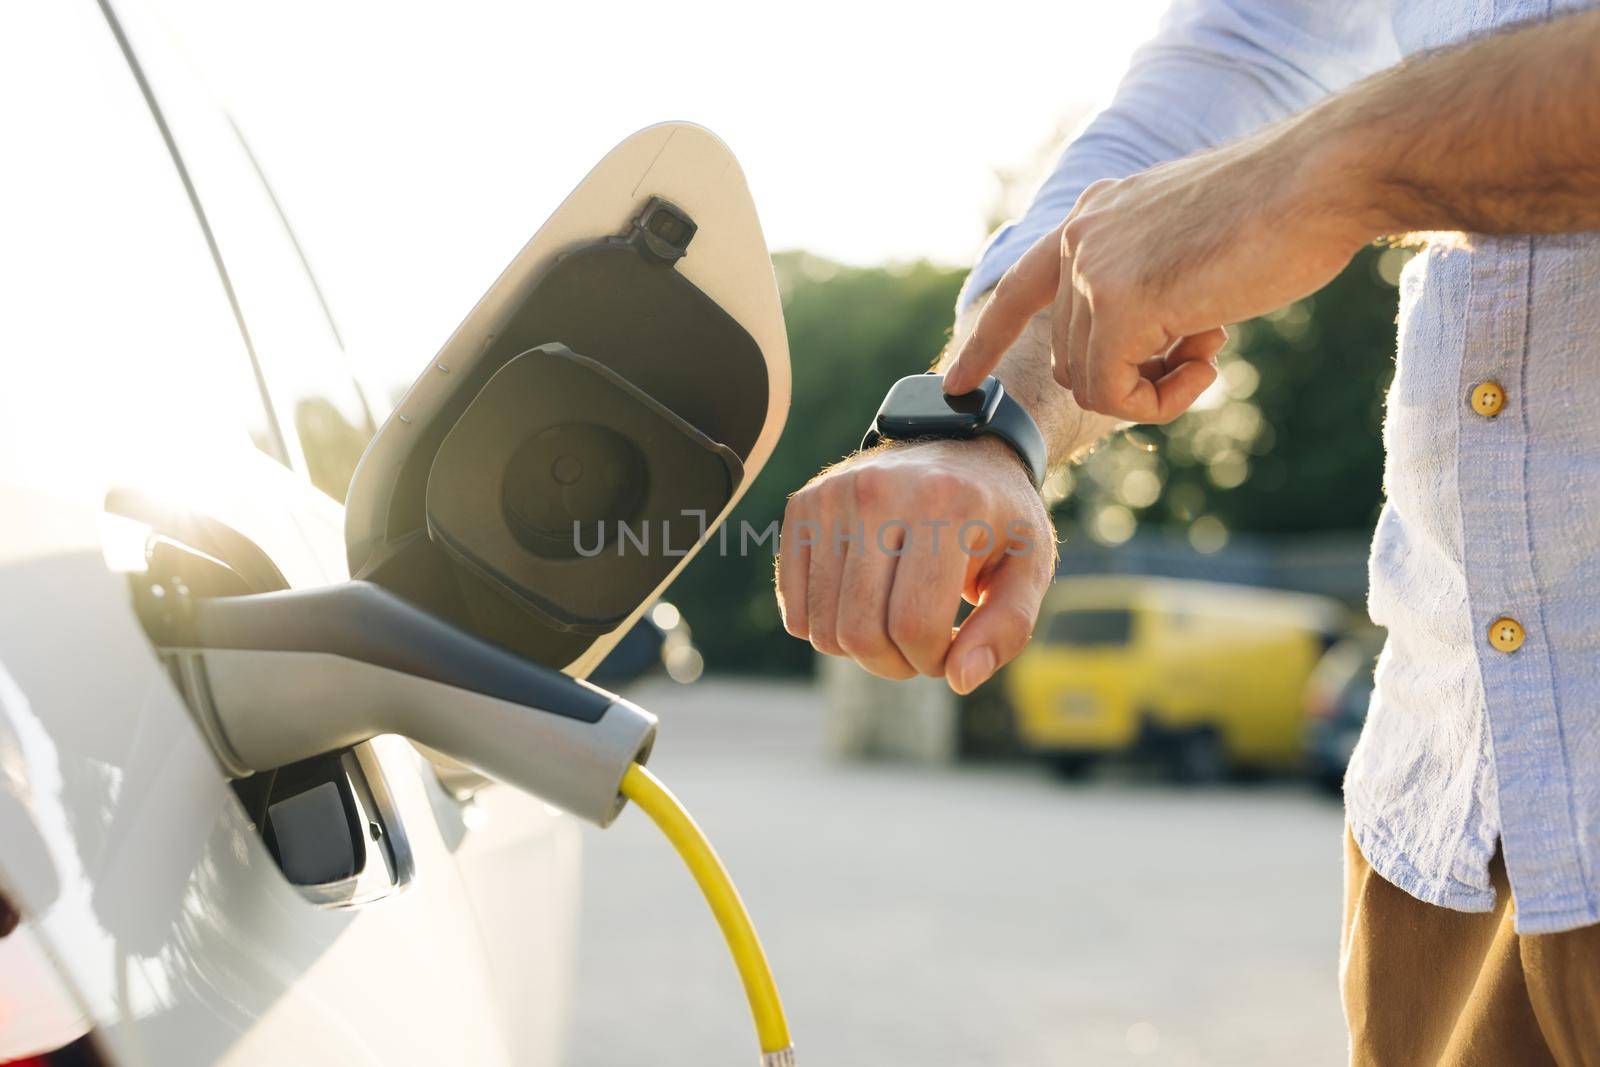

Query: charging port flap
[343,122,789,677]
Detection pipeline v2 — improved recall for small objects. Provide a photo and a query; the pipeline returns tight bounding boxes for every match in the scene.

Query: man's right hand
[775,435,1053,695]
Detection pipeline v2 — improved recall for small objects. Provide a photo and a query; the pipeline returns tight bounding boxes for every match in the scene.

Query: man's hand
[944,130,1369,423]
[947,6,1600,423]
[776,437,1052,695]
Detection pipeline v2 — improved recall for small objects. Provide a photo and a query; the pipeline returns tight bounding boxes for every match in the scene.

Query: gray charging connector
[155,581,656,827]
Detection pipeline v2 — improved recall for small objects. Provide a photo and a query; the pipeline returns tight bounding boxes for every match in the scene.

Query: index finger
[943,223,1064,395]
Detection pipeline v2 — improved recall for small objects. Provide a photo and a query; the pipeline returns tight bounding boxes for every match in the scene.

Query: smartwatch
[861,373,1047,490]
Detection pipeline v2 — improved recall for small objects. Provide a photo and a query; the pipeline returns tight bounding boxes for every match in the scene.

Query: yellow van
[1006,576,1347,781]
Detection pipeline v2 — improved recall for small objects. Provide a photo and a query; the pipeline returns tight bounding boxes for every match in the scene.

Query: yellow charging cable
[619,763,795,1066]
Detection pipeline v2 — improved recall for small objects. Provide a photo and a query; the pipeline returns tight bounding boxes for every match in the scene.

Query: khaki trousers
[1342,829,1600,1066]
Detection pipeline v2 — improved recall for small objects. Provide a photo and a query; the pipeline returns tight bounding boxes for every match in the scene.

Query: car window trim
[224,116,378,437]
[95,0,291,466]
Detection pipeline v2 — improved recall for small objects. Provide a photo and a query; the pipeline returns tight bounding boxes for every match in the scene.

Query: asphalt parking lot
[568,677,1348,1067]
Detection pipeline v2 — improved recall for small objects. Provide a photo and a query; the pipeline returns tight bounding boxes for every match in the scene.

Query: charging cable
[619,763,795,1066]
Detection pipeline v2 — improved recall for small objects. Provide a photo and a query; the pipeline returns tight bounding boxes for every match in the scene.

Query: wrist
[880,435,1041,495]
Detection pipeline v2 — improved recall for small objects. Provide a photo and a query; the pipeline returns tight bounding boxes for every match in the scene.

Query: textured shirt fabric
[963,0,1600,933]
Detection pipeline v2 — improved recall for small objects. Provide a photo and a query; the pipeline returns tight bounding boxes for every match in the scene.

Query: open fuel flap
[344,123,790,676]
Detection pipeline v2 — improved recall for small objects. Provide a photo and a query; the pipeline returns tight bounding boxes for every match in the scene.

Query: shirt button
[1488,617,1525,653]
[1470,381,1506,417]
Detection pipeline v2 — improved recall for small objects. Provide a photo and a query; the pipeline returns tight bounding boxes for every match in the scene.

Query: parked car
[1302,628,1385,795]
[1005,576,1347,782]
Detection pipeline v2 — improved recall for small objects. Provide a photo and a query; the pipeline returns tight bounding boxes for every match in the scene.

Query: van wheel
[959,687,1024,761]
[1049,754,1095,780]
[1314,769,1345,798]
[1171,729,1227,785]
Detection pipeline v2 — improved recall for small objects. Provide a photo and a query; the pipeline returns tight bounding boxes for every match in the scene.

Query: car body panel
[0,491,541,1066]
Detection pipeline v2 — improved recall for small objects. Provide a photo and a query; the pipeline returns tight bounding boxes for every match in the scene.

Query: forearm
[940,299,1119,471]
[961,0,1395,311]
[1307,7,1600,237]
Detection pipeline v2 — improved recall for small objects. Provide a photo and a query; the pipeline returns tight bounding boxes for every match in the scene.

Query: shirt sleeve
[957,0,1400,310]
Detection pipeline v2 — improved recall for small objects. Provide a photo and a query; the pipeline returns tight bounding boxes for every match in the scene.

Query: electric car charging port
[117,499,414,908]
[230,745,414,908]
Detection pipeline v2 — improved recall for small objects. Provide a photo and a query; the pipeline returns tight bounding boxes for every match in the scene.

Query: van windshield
[1045,609,1133,647]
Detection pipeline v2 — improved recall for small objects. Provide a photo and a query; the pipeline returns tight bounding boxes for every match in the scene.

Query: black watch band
[861,374,1048,490]
[983,385,1049,489]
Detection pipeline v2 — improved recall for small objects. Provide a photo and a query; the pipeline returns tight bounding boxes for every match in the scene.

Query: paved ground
[567,677,1348,1067]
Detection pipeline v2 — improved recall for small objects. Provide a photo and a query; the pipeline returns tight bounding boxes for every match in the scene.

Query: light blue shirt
[966,0,1600,933]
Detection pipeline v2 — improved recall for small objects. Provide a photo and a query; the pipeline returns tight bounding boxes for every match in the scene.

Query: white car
[0,2,786,1065]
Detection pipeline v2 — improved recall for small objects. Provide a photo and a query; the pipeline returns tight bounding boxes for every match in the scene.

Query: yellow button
[1471,381,1506,418]
[1488,617,1525,653]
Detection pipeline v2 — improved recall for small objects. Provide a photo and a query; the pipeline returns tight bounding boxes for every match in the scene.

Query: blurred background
[140,2,1403,1063]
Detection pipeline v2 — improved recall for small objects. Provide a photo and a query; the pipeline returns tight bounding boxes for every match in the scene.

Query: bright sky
[147,0,1167,391]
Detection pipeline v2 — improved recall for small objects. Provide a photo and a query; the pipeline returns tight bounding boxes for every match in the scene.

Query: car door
[0,3,577,1065]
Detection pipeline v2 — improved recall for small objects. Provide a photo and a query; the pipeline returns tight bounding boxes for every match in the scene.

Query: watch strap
[860,376,1048,490]
[984,384,1048,490]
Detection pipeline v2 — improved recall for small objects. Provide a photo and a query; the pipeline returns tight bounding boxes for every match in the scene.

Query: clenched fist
[776,436,1052,694]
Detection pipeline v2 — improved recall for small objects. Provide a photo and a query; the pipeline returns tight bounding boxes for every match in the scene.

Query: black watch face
[876,374,997,437]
